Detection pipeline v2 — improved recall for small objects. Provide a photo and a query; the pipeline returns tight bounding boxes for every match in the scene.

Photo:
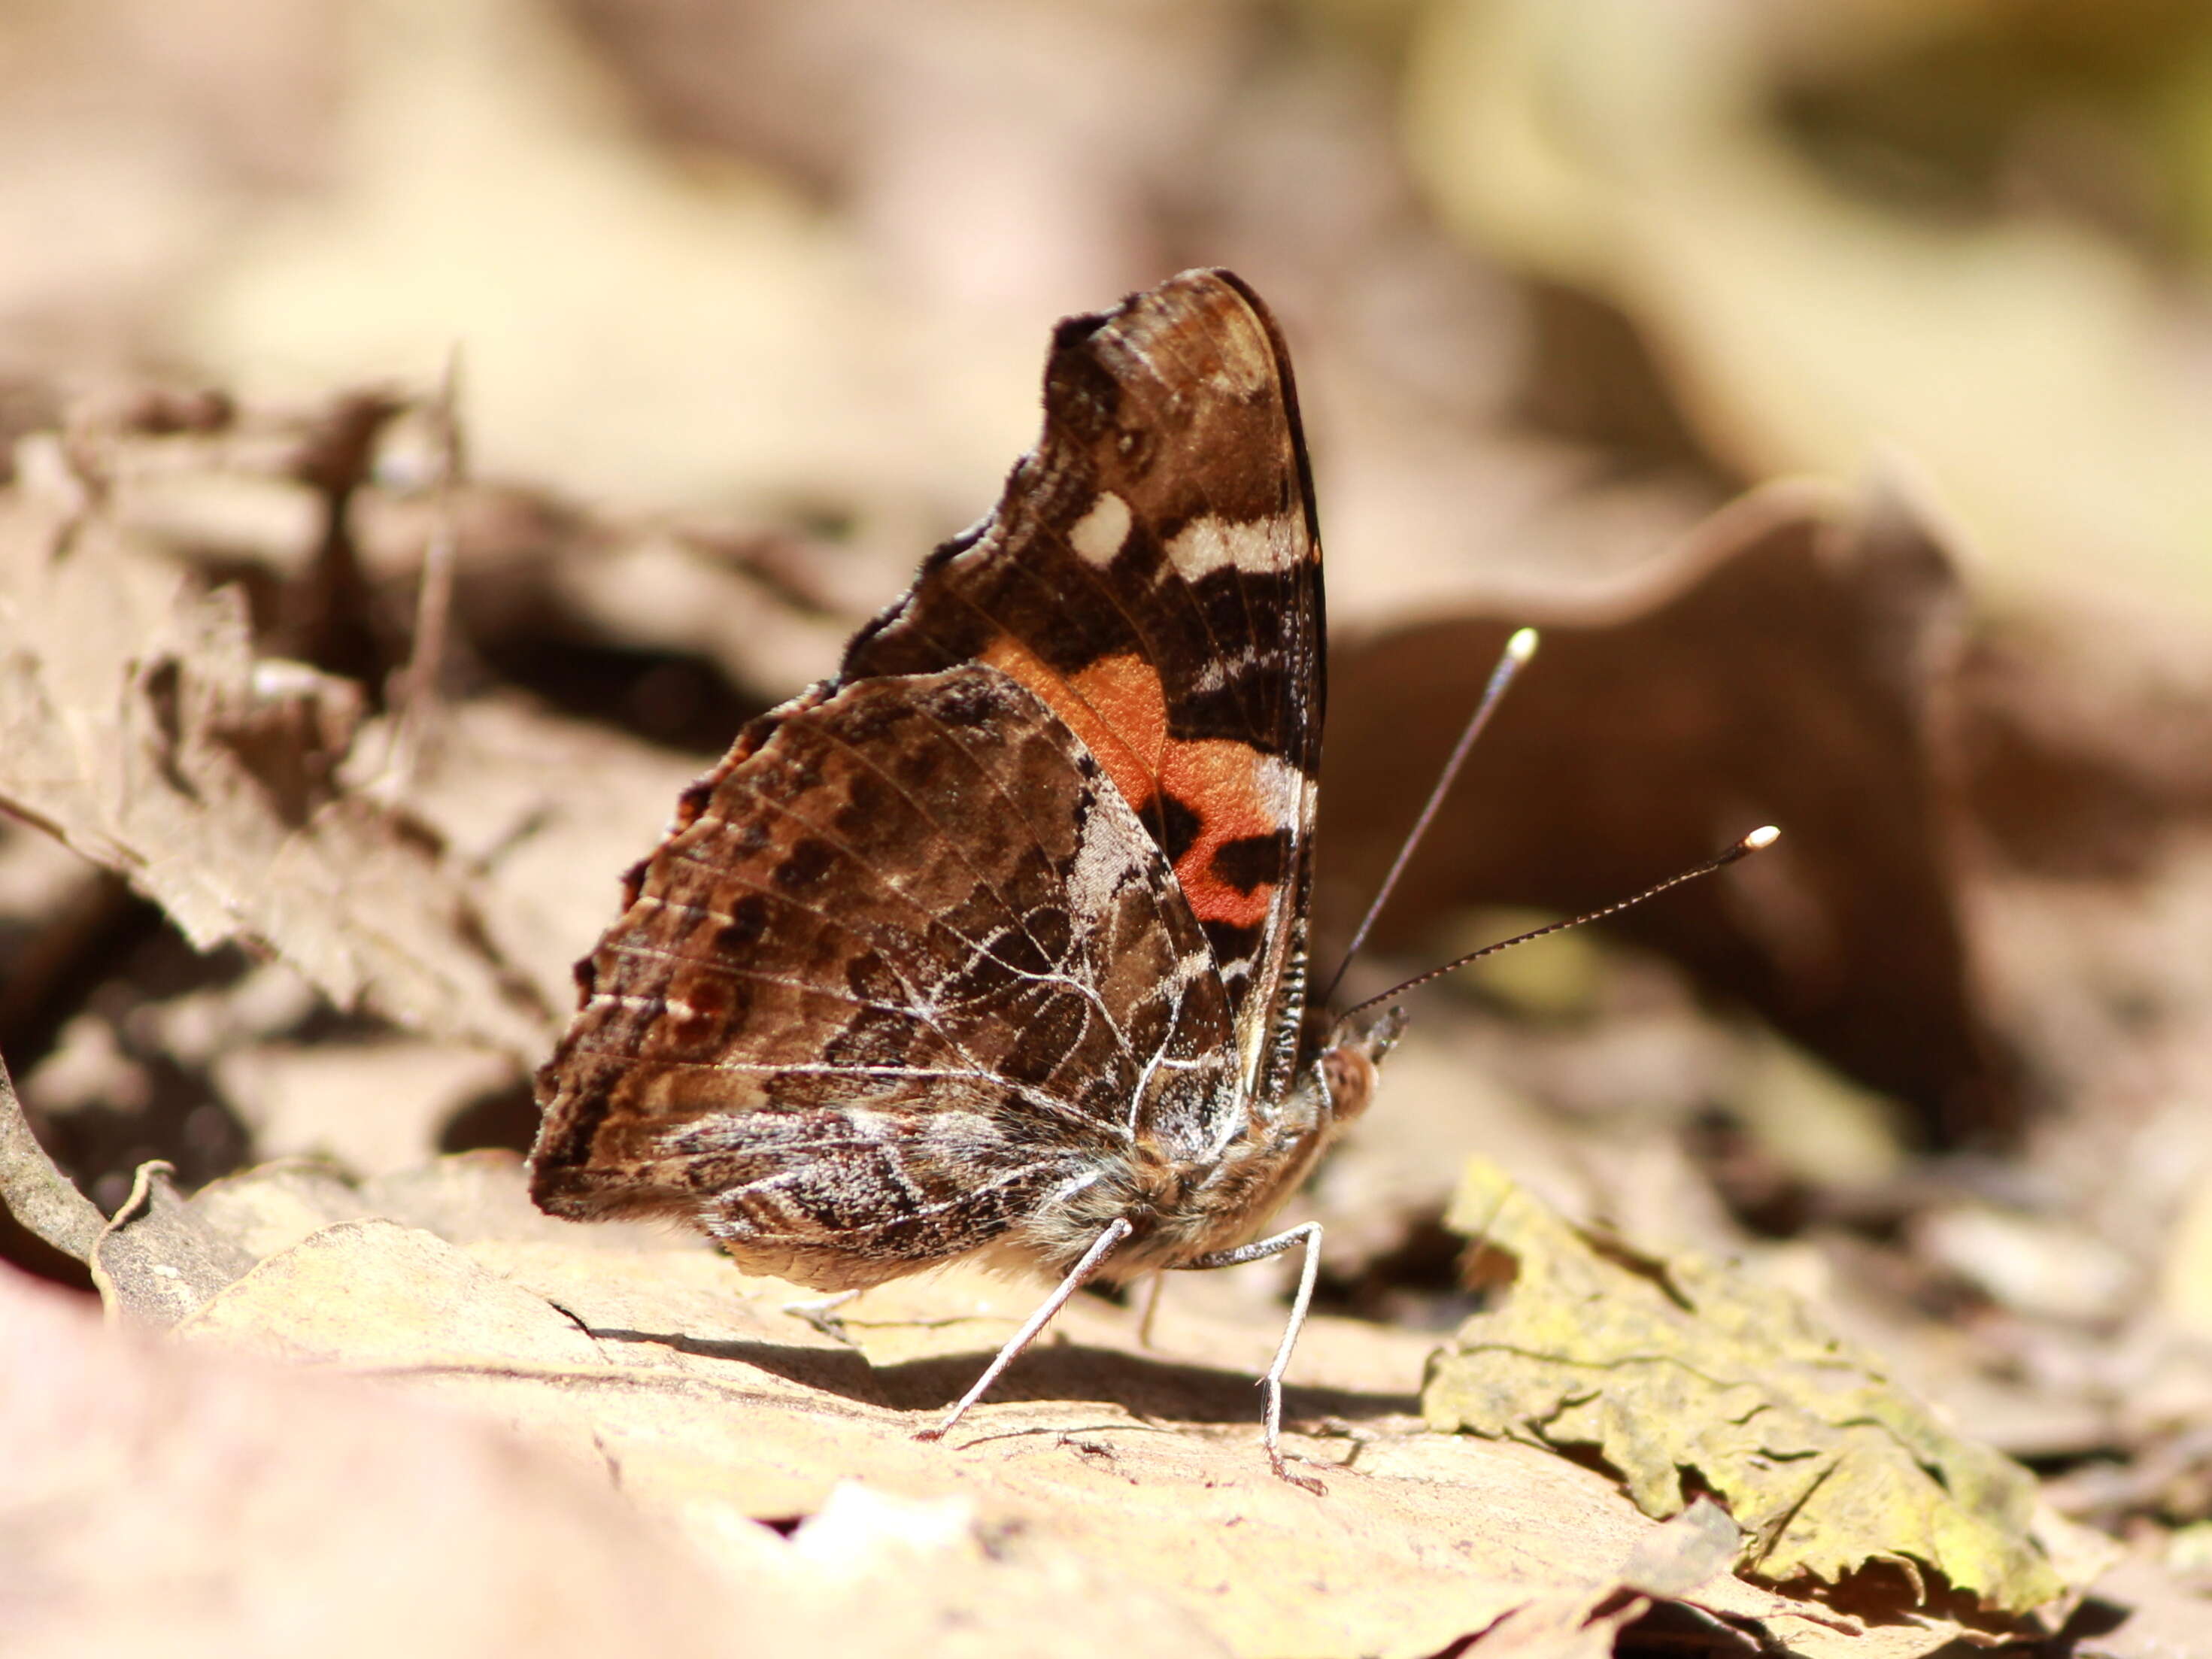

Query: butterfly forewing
[841,271,1324,1105]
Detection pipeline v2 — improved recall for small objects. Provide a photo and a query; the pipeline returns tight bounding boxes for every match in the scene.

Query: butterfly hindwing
[530,665,1243,1279]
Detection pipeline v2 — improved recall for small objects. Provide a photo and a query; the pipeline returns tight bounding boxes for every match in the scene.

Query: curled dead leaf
[1424,1159,2102,1627]
[1320,475,2012,1147]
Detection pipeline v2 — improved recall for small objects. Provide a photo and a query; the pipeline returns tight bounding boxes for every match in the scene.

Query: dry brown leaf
[0,1259,772,1659]
[8,1236,1261,1659]
[0,420,712,1077]
[0,438,547,1054]
[1321,475,2010,1147]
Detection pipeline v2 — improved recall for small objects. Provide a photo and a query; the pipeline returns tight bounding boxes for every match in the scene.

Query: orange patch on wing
[979,637,1284,930]
[982,638,1165,816]
[1160,739,1281,930]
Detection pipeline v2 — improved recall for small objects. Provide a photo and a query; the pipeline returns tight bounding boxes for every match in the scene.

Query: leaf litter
[9,14,2212,1639]
[0,376,2189,1655]
[4,1124,2038,1659]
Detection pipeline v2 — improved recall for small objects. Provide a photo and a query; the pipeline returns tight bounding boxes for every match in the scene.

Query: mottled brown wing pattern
[839,270,1324,1106]
[529,667,1242,1287]
[529,270,1328,1291]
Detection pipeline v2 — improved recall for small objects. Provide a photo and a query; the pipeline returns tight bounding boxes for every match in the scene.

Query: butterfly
[528,269,1404,1487]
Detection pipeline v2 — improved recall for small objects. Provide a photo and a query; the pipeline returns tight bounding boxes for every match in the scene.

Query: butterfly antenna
[1336,826,1781,1026]
[1321,626,1539,1006]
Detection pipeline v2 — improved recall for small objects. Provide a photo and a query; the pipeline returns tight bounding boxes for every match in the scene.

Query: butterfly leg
[916,1216,1134,1445]
[781,1287,864,1343]
[1134,1272,1167,1349]
[1179,1221,1326,1493]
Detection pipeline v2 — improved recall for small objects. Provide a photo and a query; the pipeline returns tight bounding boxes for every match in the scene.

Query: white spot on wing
[1166,515,1297,577]
[1247,749,1303,825]
[1066,796,1143,920]
[1067,492,1133,568]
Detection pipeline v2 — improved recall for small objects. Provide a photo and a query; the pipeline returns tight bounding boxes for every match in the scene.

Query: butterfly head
[1307,1001,1407,1127]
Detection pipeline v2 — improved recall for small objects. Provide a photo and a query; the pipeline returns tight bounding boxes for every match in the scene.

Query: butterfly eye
[1321,1049,1373,1118]
[1115,426,1152,468]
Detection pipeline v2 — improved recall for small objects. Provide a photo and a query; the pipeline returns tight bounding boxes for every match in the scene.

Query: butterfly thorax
[1015,1002,1405,1281]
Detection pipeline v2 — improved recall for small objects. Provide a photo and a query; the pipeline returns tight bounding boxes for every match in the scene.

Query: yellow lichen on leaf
[1423,1160,2068,1618]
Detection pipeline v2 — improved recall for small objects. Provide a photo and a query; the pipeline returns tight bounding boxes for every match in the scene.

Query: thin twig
[382,350,466,797]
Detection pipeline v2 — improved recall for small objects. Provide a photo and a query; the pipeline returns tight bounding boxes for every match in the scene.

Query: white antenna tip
[1507,626,1539,662]
[1743,825,1781,851]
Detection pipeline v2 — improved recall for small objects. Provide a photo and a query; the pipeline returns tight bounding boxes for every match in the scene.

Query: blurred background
[8,0,2212,1564]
